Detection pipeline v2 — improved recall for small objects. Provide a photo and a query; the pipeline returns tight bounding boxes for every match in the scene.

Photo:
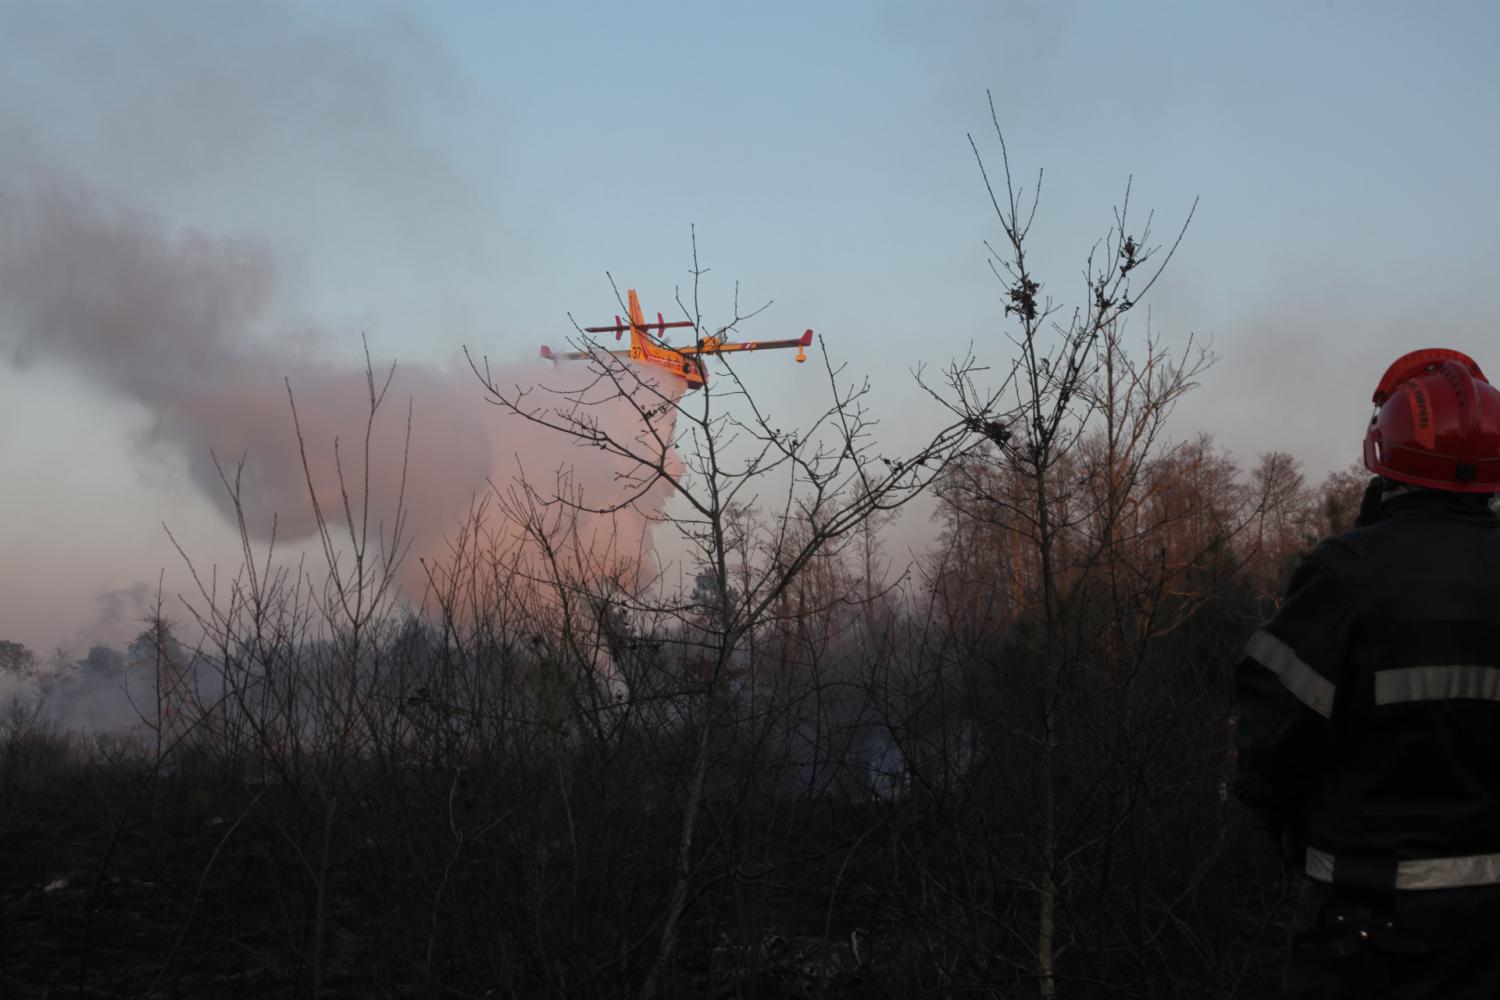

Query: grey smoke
[0,177,683,591]
[0,181,494,550]
[0,1,683,657]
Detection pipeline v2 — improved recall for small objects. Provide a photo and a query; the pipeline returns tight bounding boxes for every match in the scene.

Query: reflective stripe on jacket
[1306,846,1500,891]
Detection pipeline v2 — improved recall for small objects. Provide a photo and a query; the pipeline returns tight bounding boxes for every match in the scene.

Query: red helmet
[1363,349,1500,492]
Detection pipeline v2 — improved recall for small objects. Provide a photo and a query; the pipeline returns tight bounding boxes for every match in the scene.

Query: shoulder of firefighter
[1233,488,1500,891]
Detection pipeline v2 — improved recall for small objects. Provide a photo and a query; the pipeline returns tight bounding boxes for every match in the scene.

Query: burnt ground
[3,781,323,998]
[0,763,1291,999]
[0,770,888,999]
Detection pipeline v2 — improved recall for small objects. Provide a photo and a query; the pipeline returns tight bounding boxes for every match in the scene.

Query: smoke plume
[0,1,687,652]
[0,179,683,598]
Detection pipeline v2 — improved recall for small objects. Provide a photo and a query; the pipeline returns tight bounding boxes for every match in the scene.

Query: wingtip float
[540,288,814,391]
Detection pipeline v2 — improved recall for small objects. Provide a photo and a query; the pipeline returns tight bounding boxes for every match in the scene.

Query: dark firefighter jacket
[1234,487,1500,878]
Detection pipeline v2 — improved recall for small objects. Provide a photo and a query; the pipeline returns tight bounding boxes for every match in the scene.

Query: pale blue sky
[2,1,1498,653]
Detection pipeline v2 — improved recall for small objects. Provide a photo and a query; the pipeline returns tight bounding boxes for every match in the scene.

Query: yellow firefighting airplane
[540,289,813,391]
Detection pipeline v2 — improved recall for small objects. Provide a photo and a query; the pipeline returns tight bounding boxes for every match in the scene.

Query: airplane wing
[677,329,814,359]
[540,345,633,363]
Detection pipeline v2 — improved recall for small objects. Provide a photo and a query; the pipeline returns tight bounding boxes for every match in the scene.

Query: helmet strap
[1379,481,1422,503]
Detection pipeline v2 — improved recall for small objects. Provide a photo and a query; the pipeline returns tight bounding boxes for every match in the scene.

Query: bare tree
[170,344,416,998]
[926,92,1199,998]
[469,237,974,997]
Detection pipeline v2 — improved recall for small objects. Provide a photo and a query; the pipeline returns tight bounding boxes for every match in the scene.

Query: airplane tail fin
[627,289,646,350]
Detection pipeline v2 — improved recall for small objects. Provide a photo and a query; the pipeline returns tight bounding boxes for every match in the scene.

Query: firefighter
[1233,348,1500,998]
